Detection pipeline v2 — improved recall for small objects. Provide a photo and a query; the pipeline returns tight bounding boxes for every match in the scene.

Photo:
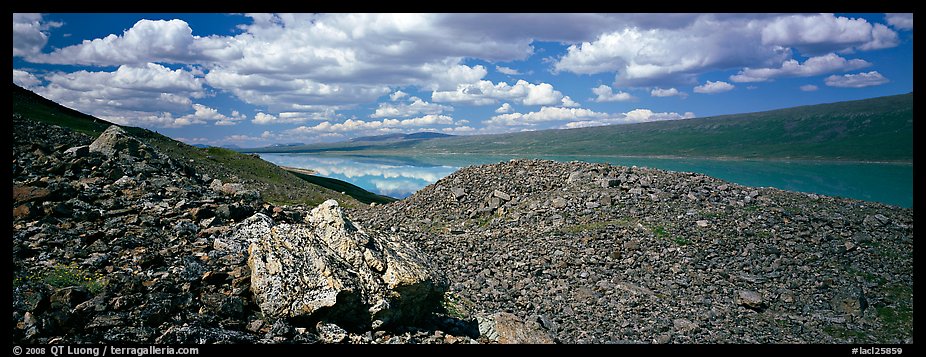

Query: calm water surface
[258,153,912,208]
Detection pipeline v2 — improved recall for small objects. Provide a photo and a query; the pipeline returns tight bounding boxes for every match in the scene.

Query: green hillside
[11,83,370,207]
[286,170,397,205]
[247,93,912,162]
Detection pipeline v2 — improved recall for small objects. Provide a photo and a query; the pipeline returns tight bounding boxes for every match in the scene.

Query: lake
[257,153,913,208]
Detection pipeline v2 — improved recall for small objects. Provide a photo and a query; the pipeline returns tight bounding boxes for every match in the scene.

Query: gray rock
[673,318,698,333]
[477,312,554,344]
[488,197,502,210]
[736,290,766,311]
[599,194,612,206]
[566,171,584,184]
[451,187,466,200]
[316,322,348,344]
[220,183,245,196]
[64,145,90,158]
[552,197,567,209]
[89,125,141,157]
[863,214,890,226]
[493,190,511,201]
[655,333,672,344]
[209,179,224,192]
[600,179,619,188]
[245,200,447,329]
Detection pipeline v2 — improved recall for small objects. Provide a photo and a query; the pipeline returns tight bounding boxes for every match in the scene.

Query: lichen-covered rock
[245,200,446,330]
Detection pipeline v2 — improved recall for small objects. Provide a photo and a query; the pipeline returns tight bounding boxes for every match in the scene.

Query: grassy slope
[247,93,912,162]
[286,170,397,205]
[12,83,368,207]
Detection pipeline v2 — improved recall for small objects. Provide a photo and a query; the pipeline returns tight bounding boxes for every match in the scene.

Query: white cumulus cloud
[33,63,207,127]
[554,14,898,86]
[485,106,696,128]
[730,53,871,82]
[885,13,913,30]
[285,114,460,135]
[592,85,634,102]
[693,80,735,94]
[13,69,41,89]
[495,103,513,113]
[650,87,686,98]
[563,110,695,129]
[370,97,451,118]
[761,13,899,54]
[34,19,208,65]
[554,16,790,86]
[13,13,61,58]
[496,65,521,75]
[561,96,580,107]
[389,90,408,101]
[173,104,246,126]
[824,71,889,88]
[431,79,565,106]
[486,107,609,126]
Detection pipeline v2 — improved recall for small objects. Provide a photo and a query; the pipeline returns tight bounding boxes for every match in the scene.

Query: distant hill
[246,93,912,162]
[269,142,306,147]
[11,83,375,207]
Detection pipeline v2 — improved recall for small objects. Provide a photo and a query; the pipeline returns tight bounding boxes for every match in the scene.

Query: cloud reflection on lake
[258,154,459,198]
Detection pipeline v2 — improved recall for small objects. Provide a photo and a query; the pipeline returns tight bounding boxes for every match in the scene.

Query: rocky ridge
[12,119,495,344]
[351,159,914,343]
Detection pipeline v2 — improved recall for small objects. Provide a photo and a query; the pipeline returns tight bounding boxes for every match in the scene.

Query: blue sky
[12,13,914,147]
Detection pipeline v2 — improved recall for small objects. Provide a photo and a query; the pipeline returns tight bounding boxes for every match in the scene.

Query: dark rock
[50,287,90,309]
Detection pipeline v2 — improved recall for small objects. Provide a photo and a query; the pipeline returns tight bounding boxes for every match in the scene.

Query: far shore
[280,166,317,175]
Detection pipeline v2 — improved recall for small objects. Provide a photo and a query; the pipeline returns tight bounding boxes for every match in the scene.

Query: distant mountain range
[269,142,306,147]
[244,93,912,162]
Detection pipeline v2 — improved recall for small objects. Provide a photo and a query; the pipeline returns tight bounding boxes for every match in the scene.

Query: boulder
[476,312,555,344]
[12,185,51,204]
[492,190,511,201]
[243,200,446,330]
[450,187,466,200]
[89,126,140,157]
[735,290,766,311]
[64,145,90,158]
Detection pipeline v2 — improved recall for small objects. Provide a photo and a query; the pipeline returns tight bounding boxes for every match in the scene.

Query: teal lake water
[258,153,912,208]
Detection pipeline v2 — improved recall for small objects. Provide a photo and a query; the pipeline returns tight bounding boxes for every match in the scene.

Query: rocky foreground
[350,160,914,343]
[13,118,913,344]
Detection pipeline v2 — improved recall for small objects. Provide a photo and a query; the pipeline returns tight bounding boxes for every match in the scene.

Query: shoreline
[256,150,913,166]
